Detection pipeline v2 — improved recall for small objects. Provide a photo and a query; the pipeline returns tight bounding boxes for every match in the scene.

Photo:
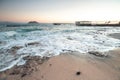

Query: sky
[0,0,120,23]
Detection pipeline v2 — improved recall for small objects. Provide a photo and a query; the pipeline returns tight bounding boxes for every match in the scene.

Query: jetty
[75,21,120,26]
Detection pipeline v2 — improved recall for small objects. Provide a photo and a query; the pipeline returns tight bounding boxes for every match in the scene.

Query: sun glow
[0,0,120,23]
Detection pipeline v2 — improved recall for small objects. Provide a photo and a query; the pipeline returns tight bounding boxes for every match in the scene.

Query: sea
[0,23,120,72]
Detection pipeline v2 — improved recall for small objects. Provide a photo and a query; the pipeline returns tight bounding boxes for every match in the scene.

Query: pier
[75,21,120,26]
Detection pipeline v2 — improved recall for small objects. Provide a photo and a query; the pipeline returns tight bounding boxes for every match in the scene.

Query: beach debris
[76,71,81,75]
[88,51,107,57]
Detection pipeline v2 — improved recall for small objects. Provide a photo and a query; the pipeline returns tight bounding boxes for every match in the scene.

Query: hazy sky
[0,0,120,23]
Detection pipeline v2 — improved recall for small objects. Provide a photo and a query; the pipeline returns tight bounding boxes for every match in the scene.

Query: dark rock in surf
[27,42,40,46]
[88,51,107,57]
[8,46,23,54]
[3,56,49,78]
[53,23,61,25]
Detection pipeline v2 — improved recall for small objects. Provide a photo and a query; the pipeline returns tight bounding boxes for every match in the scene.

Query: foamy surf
[0,24,120,72]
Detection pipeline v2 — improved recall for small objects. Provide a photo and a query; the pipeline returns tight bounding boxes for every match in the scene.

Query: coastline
[0,49,120,80]
[0,30,120,80]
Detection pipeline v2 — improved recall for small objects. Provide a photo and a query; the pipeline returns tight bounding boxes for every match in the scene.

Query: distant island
[28,21,39,24]
[2,21,40,27]
[75,21,120,26]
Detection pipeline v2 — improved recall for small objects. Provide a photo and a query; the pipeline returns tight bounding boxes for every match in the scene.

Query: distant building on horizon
[75,21,92,26]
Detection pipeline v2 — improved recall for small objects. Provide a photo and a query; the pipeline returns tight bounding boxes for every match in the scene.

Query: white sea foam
[0,25,120,71]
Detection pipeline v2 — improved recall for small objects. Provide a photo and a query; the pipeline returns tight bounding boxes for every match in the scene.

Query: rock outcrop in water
[0,56,49,79]
[53,23,61,25]
[25,42,40,47]
[88,51,108,57]
[28,21,39,24]
[8,46,23,54]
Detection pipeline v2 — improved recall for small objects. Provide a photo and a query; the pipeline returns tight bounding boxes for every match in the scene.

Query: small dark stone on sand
[49,64,52,66]
[76,71,81,75]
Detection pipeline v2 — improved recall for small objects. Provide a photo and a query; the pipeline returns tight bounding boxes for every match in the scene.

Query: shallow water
[0,24,120,71]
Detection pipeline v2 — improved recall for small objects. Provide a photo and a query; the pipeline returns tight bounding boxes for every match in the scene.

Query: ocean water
[0,24,120,71]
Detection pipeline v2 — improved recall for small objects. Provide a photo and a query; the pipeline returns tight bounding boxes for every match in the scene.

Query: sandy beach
[0,48,120,80]
[0,29,120,80]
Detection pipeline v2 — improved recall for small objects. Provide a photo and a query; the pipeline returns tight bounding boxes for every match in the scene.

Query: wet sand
[0,49,120,80]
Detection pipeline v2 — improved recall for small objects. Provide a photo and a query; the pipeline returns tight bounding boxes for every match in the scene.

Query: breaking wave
[0,24,120,71]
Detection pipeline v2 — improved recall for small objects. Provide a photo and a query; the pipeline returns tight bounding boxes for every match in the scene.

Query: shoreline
[0,49,120,80]
[0,29,120,80]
